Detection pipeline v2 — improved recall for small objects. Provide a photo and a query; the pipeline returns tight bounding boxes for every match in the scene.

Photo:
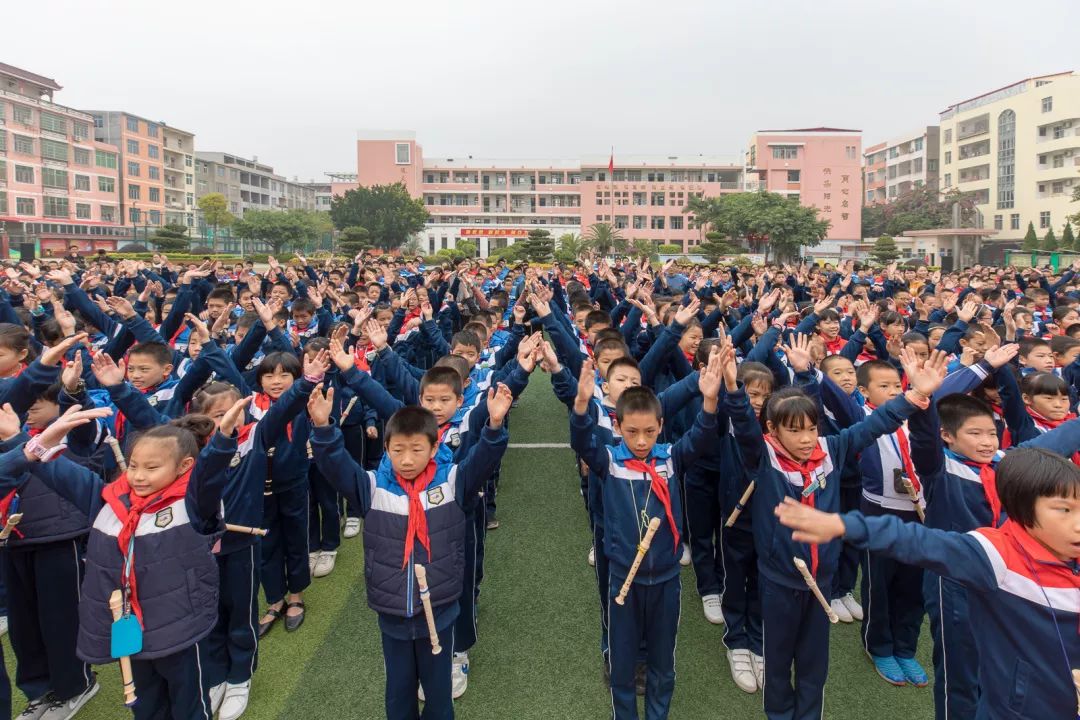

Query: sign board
[459,229,529,237]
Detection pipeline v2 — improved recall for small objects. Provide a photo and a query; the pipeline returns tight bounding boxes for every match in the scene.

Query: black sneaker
[634,663,647,696]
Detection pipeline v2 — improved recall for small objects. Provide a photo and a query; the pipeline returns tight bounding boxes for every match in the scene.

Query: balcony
[958,139,991,162]
[1036,119,1080,144]
[958,164,991,183]
[957,114,990,141]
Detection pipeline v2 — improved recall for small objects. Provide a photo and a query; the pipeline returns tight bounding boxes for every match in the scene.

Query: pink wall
[752,132,862,241]
[356,139,423,196]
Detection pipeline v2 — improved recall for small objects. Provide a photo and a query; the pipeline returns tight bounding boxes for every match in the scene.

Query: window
[185,155,192,167]
[74,175,90,191]
[95,150,117,169]
[16,198,34,216]
[650,192,665,206]
[40,139,68,162]
[148,210,160,225]
[216,167,225,177]
[650,217,665,230]
[98,177,115,193]
[944,151,951,164]
[1010,214,1020,230]
[127,161,140,177]
[149,188,160,202]
[147,123,158,138]
[928,159,938,172]
[14,166,34,183]
[772,145,799,159]
[994,215,1003,230]
[127,140,139,155]
[1054,155,1066,168]
[846,145,857,160]
[147,145,159,159]
[40,112,67,134]
[1040,211,1051,228]
[0,131,5,152]
[129,207,140,223]
[126,116,139,132]
[395,143,411,164]
[40,168,67,190]
[73,122,89,141]
[867,190,875,202]
[101,206,115,223]
[43,197,68,218]
[73,147,90,165]
[1054,125,1065,140]
[633,215,646,230]
[944,128,952,144]
[670,215,683,230]
[128,184,141,200]
[997,110,1015,209]
[185,173,193,185]
[787,170,801,182]
[1042,97,1053,113]
[75,203,91,219]
[943,173,952,188]
[914,137,924,151]
[148,166,159,180]
[13,105,32,125]
[913,157,923,173]
[14,135,33,154]
[0,192,5,214]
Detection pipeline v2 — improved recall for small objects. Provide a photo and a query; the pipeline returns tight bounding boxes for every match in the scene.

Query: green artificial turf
[6,382,936,718]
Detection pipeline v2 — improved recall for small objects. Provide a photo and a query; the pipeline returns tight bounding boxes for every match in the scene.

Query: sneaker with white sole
[727,649,757,693]
[750,653,765,689]
[39,679,99,720]
[417,683,425,702]
[679,544,691,567]
[452,652,469,699]
[701,594,725,625]
[17,695,52,720]
[308,551,321,575]
[0,615,8,637]
[343,517,361,539]
[209,682,227,714]
[840,592,864,621]
[830,598,854,623]
[313,551,337,578]
[219,680,252,720]
[587,546,595,567]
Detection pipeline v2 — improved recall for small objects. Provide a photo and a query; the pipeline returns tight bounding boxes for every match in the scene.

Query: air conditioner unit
[1066,150,1075,157]
[1064,121,1074,128]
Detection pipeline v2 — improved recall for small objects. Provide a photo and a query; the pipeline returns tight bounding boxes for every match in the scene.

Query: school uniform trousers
[384,626,455,720]
[453,500,484,656]
[261,482,310,604]
[720,525,761,655]
[131,644,213,720]
[831,483,861,601]
[608,575,680,720]
[307,462,340,552]
[202,543,260,688]
[760,576,830,720]
[683,467,724,598]
[858,501,924,660]
[923,572,979,719]
[2,539,93,702]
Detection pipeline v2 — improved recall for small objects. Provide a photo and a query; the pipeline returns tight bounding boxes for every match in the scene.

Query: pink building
[746,128,863,243]
[0,63,127,256]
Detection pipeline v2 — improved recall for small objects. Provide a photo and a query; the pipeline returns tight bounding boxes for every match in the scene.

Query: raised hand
[983,343,1019,369]
[0,403,21,440]
[219,395,254,436]
[105,295,136,320]
[813,293,835,315]
[329,338,355,372]
[697,346,723,404]
[304,349,330,381]
[757,288,781,315]
[61,351,84,393]
[526,292,551,319]
[306,384,334,427]
[487,383,514,428]
[941,293,959,314]
[574,358,596,415]
[718,339,739,392]
[957,300,980,324]
[780,333,814,373]
[25,405,112,459]
[185,313,211,344]
[901,348,948,399]
[41,333,87,367]
[364,319,388,350]
[90,351,127,386]
[421,300,434,322]
[673,295,701,326]
[46,269,73,287]
[858,303,881,332]
[537,340,562,374]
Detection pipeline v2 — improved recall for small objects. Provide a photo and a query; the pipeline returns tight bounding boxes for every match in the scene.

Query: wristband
[904,390,931,410]
[303,373,325,384]
[25,437,67,462]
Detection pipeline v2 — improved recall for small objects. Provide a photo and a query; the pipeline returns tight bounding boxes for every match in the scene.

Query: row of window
[0,132,118,171]
[0,102,91,140]
[586,215,689,230]
[126,184,162,202]
[987,212,1058,231]
[4,164,118,193]
[124,116,159,138]
[0,192,114,221]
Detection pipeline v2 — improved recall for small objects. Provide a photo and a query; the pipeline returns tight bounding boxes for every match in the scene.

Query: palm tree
[556,233,586,262]
[584,222,625,257]
[630,238,658,262]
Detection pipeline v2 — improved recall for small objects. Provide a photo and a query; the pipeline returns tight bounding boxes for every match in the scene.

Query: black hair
[819,354,854,374]
[593,337,629,359]
[584,310,611,332]
[605,356,641,379]
[997,447,1080,528]
[0,323,34,362]
[128,341,173,367]
[1052,305,1076,323]
[170,414,216,449]
[304,337,330,354]
[420,366,463,397]
[593,328,625,345]
[765,386,819,430]
[737,360,775,390]
[235,312,259,332]
[938,394,995,435]
[131,425,200,463]
[256,351,302,383]
[856,359,900,387]
[1020,371,1070,398]
[901,331,929,346]
[816,308,840,323]
[433,354,471,383]
[1050,335,1080,356]
[450,330,482,353]
[1019,336,1051,356]
[36,382,61,405]
[207,287,235,305]
[191,381,243,414]
[291,298,316,316]
[384,406,438,447]
[615,385,662,423]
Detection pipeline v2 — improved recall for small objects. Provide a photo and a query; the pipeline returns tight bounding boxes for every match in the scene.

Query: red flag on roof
[608,150,614,175]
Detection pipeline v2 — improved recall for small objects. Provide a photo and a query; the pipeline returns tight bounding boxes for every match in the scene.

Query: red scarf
[683,350,695,366]
[990,404,1011,449]
[397,461,437,569]
[764,434,827,575]
[353,342,373,373]
[959,457,1003,526]
[0,491,22,539]
[621,457,680,553]
[252,393,292,441]
[1027,408,1080,464]
[2,362,27,379]
[820,333,845,356]
[397,308,421,337]
[865,403,921,494]
[115,384,158,442]
[100,468,193,626]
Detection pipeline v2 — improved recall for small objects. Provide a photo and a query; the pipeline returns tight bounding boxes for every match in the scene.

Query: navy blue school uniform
[571,403,717,720]
[726,386,920,720]
[0,433,234,720]
[841,512,1080,720]
[309,418,508,720]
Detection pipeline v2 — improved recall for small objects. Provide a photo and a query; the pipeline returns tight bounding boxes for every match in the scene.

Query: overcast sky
[9,0,1077,180]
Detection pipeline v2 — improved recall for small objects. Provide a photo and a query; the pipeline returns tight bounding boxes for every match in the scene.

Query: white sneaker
[751,653,765,689]
[840,592,864,621]
[0,615,8,636]
[830,598,854,623]
[17,695,53,720]
[452,652,469,699]
[679,544,691,567]
[343,517,361,539]
[308,551,321,575]
[39,681,99,720]
[209,682,227,713]
[701,594,725,625]
[587,546,595,567]
[218,680,251,720]
[727,649,757,693]
[417,683,425,702]
[313,551,337,578]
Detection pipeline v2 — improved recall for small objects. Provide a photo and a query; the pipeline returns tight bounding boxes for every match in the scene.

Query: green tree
[454,239,478,259]
[1062,222,1077,252]
[519,229,555,263]
[232,210,327,256]
[555,233,585,264]
[860,185,979,237]
[150,223,190,253]
[583,222,624,257]
[329,183,429,251]
[197,193,234,246]
[337,226,373,256]
[697,231,733,264]
[870,235,901,265]
[1023,221,1040,252]
[1043,227,1059,252]
[490,243,528,263]
[630,238,658,262]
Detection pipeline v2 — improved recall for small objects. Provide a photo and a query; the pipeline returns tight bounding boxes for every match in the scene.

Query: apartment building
[938,71,1080,241]
[0,63,128,255]
[195,152,316,218]
[355,130,745,256]
[863,126,940,205]
[161,125,195,229]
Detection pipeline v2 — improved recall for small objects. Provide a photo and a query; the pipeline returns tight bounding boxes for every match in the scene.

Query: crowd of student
[0,248,1074,720]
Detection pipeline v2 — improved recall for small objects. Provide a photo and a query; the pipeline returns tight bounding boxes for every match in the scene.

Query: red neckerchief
[574,273,592,290]
[115,383,158,442]
[1027,408,1080,464]
[437,422,451,446]
[0,491,22,539]
[578,332,594,359]
[621,457,680,553]
[397,461,437,569]
[984,519,1080,598]
[865,402,921,493]
[353,342,373,373]
[101,467,194,626]
[764,434,827,575]
[253,393,292,441]
[397,308,421,337]
[989,404,1012,449]
[168,323,187,347]
[820,333,845,356]
[682,350,695,366]
[958,455,1003,526]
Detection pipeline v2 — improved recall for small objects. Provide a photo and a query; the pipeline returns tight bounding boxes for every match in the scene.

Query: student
[775,447,1080,720]
[724,344,948,720]
[570,352,723,720]
[306,383,512,720]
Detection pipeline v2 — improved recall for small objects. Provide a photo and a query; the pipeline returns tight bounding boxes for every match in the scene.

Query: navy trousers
[3,540,92,702]
[308,463,341,552]
[720,526,761,655]
[684,469,724,597]
[859,504,924,659]
[831,484,861,600]
[131,644,212,720]
[203,545,260,688]
[608,575,680,720]
[761,577,830,720]
[924,572,980,719]
[453,504,483,655]
[383,627,455,720]
[593,522,610,661]
[261,483,311,604]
